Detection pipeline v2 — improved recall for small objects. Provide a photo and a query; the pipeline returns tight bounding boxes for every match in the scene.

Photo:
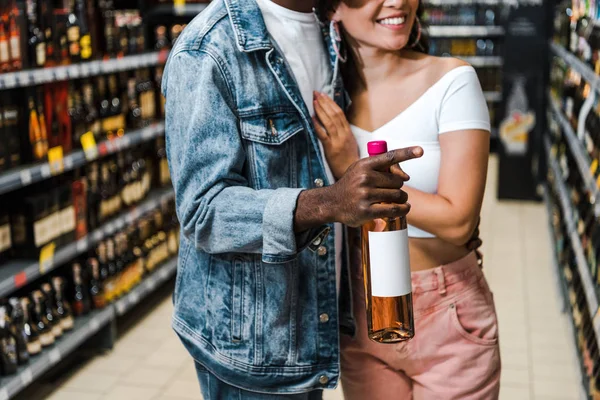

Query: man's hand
[295,147,424,231]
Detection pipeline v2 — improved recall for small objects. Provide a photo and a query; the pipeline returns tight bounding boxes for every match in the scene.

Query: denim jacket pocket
[240,112,304,189]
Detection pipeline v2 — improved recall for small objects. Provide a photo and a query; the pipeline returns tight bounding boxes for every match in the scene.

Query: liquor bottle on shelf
[82,79,100,140]
[25,0,45,69]
[86,162,100,231]
[8,298,29,365]
[155,25,168,50]
[30,290,55,347]
[40,283,63,339]
[52,277,74,332]
[0,210,11,265]
[19,297,41,356]
[71,262,90,316]
[0,1,11,72]
[70,82,86,148]
[40,0,55,66]
[72,177,88,240]
[361,141,414,343]
[88,256,105,309]
[66,0,81,63]
[0,306,18,376]
[76,0,91,61]
[8,0,21,70]
[114,232,126,298]
[104,238,117,302]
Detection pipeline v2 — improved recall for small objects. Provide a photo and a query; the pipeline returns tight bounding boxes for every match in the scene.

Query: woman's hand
[313,91,360,179]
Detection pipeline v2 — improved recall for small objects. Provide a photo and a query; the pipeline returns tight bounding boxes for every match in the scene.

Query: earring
[408,16,423,49]
[330,20,347,63]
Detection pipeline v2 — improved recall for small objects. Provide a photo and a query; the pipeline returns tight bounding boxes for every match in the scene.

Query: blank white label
[368,229,412,297]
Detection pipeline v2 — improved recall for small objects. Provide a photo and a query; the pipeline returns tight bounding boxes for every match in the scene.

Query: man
[162,0,422,398]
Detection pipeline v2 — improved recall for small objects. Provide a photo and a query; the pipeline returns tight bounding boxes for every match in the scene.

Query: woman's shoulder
[424,55,474,79]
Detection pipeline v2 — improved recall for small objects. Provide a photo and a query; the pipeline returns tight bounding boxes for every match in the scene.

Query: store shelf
[548,96,600,213]
[484,91,502,102]
[428,25,505,37]
[114,257,178,316]
[550,42,600,94]
[0,255,178,399]
[0,306,114,400]
[543,187,590,400]
[146,3,209,18]
[0,122,165,196]
[545,137,600,332]
[0,187,175,298]
[460,56,504,67]
[0,51,169,90]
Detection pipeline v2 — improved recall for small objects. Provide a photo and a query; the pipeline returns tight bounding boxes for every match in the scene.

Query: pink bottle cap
[367,141,388,156]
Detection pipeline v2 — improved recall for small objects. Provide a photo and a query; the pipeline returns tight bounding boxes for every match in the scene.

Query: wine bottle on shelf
[66,0,81,63]
[0,2,10,72]
[82,79,100,139]
[104,238,117,302]
[41,283,63,339]
[88,256,105,309]
[71,262,90,316]
[76,0,91,61]
[8,0,21,70]
[39,0,55,66]
[52,277,74,332]
[361,141,414,343]
[8,298,29,365]
[19,297,41,356]
[0,306,18,376]
[25,0,45,68]
[30,290,54,347]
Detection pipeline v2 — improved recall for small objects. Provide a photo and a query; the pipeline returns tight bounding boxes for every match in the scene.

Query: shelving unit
[0,122,165,196]
[428,26,505,38]
[0,187,174,298]
[551,42,600,95]
[0,51,169,90]
[544,136,600,341]
[146,3,209,18]
[460,56,504,67]
[0,256,178,400]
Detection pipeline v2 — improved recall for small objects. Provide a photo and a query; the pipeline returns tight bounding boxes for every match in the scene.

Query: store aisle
[40,156,581,400]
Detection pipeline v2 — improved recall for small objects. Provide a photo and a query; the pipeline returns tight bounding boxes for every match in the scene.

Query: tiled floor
[31,156,583,400]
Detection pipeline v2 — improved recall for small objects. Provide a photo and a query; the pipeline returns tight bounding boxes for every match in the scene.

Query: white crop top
[351,66,490,238]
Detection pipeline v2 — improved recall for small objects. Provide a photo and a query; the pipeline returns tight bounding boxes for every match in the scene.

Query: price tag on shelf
[116,301,126,314]
[81,131,98,161]
[93,230,103,242]
[90,318,100,332]
[141,127,153,141]
[174,0,186,15]
[40,164,51,178]
[98,142,108,157]
[55,67,68,81]
[48,348,61,363]
[4,73,16,88]
[0,387,9,400]
[39,242,56,274]
[64,155,74,170]
[48,146,64,175]
[20,169,33,186]
[160,267,170,280]
[129,291,140,305]
[80,63,90,76]
[20,369,33,386]
[76,238,88,253]
[145,279,156,291]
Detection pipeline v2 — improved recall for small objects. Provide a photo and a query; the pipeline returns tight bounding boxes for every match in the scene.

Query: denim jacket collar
[224,0,272,52]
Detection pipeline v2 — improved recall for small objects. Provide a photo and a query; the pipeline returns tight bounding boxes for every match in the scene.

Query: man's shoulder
[170,0,237,58]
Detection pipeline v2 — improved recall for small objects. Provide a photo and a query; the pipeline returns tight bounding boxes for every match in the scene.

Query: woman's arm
[403,130,489,246]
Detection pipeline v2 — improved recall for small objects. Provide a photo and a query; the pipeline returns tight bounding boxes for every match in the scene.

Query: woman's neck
[354,46,420,90]
[269,0,316,13]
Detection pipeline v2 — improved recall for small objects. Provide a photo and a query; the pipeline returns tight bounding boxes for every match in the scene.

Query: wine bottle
[8,0,21,70]
[361,141,414,343]
[40,283,63,339]
[0,306,18,375]
[52,277,74,332]
[88,257,105,309]
[25,0,45,68]
[0,5,10,72]
[8,298,29,365]
[19,297,41,356]
[66,0,80,63]
[76,0,91,61]
[30,290,54,347]
[71,262,90,316]
[104,238,117,302]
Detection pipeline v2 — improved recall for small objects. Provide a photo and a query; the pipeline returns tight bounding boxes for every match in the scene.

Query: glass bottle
[8,298,29,365]
[19,297,41,356]
[52,277,74,332]
[40,283,63,339]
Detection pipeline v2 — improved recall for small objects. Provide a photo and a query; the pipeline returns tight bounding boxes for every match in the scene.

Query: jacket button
[319,375,328,385]
[314,178,324,187]
[317,246,327,256]
[319,313,329,323]
[312,237,322,247]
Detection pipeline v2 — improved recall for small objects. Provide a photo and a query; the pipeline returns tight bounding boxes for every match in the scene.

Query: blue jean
[194,362,324,400]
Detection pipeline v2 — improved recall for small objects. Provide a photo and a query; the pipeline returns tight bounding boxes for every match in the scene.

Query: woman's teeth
[379,17,406,26]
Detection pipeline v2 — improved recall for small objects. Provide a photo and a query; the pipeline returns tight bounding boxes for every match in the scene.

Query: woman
[313,0,501,399]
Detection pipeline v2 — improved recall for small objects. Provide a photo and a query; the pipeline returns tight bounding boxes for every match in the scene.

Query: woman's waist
[409,237,471,271]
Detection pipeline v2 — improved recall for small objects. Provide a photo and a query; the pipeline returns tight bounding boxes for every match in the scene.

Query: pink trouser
[341,252,501,400]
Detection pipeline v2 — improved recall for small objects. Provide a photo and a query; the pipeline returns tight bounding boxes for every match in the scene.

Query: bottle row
[547,173,600,398]
[429,37,501,57]
[0,137,171,264]
[553,1,600,77]
[0,199,179,376]
[551,57,600,174]
[0,65,165,171]
[422,3,503,26]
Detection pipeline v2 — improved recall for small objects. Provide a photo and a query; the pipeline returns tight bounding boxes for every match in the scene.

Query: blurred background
[0,0,593,399]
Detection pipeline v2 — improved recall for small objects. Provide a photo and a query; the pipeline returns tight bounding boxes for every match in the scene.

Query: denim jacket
[162,0,355,393]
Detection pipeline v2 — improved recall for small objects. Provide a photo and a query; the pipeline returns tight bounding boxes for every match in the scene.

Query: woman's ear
[330,8,342,22]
